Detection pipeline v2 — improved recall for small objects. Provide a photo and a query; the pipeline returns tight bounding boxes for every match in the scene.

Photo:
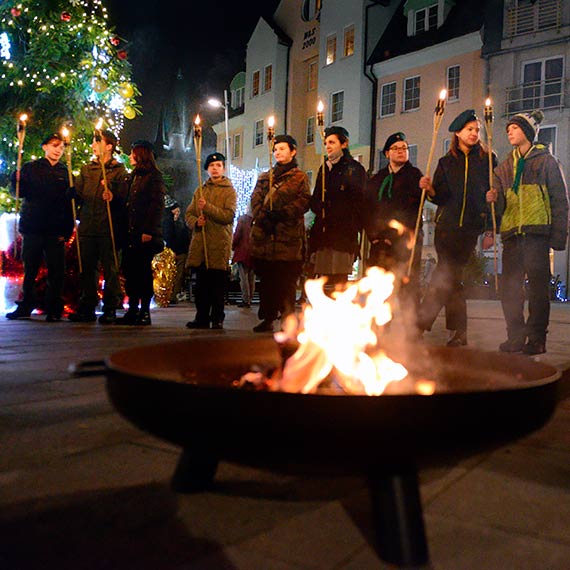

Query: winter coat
[364,161,423,235]
[493,144,569,250]
[11,158,74,239]
[429,143,496,233]
[250,164,310,262]
[126,168,166,253]
[309,150,366,255]
[163,211,191,255]
[74,158,129,241]
[186,176,237,271]
[232,213,254,268]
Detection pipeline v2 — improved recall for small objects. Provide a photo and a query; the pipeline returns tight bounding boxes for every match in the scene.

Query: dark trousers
[78,235,122,311]
[419,226,479,333]
[501,234,550,343]
[122,243,155,311]
[21,233,65,315]
[254,259,302,322]
[193,264,228,325]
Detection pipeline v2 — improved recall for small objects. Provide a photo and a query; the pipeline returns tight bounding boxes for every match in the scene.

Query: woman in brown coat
[250,135,310,333]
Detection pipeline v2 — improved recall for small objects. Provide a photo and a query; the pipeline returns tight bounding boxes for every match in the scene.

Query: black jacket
[309,151,366,255]
[11,158,74,239]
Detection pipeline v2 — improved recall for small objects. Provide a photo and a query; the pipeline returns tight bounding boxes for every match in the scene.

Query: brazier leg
[368,467,429,568]
[171,447,219,493]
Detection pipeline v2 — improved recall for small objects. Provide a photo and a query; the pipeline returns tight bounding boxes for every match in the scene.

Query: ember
[238,267,415,396]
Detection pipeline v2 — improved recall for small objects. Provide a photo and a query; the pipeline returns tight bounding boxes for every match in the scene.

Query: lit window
[251,70,260,98]
[380,82,396,117]
[343,26,355,57]
[447,65,460,101]
[326,35,337,65]
[403,76,420,112]
[254,119,264,146]
[331,91,344,123]
[263,65,272,92]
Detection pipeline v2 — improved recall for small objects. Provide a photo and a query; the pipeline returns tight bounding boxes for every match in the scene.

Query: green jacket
[186,176,237,271]
[75,159,129,238]
[494,145,569,250]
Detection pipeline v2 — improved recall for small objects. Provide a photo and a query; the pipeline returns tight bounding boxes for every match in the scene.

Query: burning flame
[95,118,103,131]
[19,113,28,123]
[439,89,447,101]
[278,267,408,396]
[317,100,324,113]
[194,114,201,126]
[267,115,275,128]
[61,126,70,140]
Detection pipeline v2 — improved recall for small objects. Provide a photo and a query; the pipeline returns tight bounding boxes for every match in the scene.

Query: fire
[276,267,408,395]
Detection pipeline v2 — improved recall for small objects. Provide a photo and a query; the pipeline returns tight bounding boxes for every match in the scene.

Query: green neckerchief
[377,165,394,201]
[512,146,534,195]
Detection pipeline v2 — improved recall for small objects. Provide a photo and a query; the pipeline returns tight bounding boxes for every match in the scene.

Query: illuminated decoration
[229,164,262,232]
[152,247,176,307]
[0,0,141,172]
[0,32,10,60]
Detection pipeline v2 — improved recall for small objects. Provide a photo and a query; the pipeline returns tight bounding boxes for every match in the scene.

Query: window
[306,170,313,187]
[522,57,563,110]
[232,87,244,109]
[414,4,438,34]
[403,76,420,112]
[306,116,315,145]
[232,133,241,159]
[326,34,337,65]
[380,82,396,117]
[251,70,260,98]
[443,138,452,154]
[254,119,264,147]
[331,91,344,123]
[538,125,557,156]
[263,64,273,92]
[343,25,355,57]
[377,150,388,171]
[308,60,318,91]
[506,0,561,37]
[447,65,460,101]
[408,144,418,166]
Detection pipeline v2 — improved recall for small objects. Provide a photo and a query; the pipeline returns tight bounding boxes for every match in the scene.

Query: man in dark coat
[7,133,74,322]
[309,126,366,293]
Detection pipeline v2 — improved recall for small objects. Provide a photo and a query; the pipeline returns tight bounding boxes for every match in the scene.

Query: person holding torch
[6,133,74,321]
[67,129,129,324]
[417,109,497,347]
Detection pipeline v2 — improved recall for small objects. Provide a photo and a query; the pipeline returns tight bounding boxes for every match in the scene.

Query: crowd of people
[6,107,569,355]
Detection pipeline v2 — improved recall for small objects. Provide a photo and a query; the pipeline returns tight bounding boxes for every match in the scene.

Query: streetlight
[207,89,231,177]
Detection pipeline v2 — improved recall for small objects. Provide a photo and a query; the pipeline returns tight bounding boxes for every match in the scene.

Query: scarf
[272,157,298,180]
[512,146,533,195]
[377,166,394,201]
[326,148,343,170]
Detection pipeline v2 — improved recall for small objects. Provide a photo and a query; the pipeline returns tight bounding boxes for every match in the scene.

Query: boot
[116,308,139,325]
[68,307,96,322]
[522,338,546,355]
[499,338,525,353]
[98,309,116,324]
[446,330,467,347]
[253,319,274,333]
[135,310,151,326]
[6,304,32,320]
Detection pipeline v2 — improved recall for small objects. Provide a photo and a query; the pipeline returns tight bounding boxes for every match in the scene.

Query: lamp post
[207,89,232,177]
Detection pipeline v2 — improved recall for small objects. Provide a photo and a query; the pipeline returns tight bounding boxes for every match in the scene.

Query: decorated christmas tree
[0,0,139,194]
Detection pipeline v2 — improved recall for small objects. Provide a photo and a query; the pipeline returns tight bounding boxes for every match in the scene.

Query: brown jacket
[186,176,237,270]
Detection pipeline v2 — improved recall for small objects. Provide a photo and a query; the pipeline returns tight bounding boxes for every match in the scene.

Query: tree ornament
[10,7,21,17]
[119,82,134,99]
[61,11,72,22]
[123,106,136,120]
[110,36,120,46]
[92,77,107,93]
[117,50,128,60]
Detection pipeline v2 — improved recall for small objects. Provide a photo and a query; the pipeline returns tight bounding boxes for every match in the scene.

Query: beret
[204,152,226,169]
[273,134,297,148]
[131,139,154,151]
[382,132,407,154]
[41,133,64,145]
[324,126,349,139]
[448,109,478,133]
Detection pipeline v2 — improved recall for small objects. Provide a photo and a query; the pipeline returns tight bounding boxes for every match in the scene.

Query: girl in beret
[417,109,496,347]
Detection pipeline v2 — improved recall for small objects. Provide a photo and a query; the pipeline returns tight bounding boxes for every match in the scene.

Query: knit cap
[506,110,544,143]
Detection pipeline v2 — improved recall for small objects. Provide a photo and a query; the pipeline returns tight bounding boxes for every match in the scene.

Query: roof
[368,0,486,66]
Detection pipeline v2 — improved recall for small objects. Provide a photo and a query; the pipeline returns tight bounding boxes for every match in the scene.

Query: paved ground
[1,291,569,570]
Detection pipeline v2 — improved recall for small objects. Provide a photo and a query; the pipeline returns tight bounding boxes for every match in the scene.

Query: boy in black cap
[250,134,310,332]
[185,153,237,329]
[309,125,366,293]
[364,131,423,336]
[67,129,129,323]
[417,109,496,347]
[487,109,569,355]
[6,133,74,321]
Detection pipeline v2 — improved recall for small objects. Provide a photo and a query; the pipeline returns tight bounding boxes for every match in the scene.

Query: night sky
[106,0,281,144]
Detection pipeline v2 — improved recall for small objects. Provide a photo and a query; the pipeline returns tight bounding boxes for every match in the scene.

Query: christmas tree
[0,0,139,192]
